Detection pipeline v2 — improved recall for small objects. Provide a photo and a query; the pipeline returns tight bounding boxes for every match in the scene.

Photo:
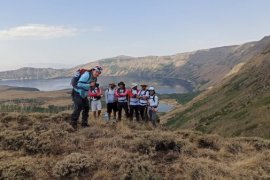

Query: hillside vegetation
[0,86,72,114]
[0,113,270,179]
[167,38,270,139]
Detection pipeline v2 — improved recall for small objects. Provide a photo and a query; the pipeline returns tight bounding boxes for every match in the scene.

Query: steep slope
[167,37,270,138]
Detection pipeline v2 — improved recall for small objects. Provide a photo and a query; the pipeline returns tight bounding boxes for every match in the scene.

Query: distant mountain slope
[0,36,269,90]
[61,44,256,90]
[0,67,66,80]
[167,38,270,138]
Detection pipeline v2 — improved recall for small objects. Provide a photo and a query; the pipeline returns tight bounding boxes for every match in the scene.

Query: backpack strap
[78,71,92,84]
[152,95,155,103]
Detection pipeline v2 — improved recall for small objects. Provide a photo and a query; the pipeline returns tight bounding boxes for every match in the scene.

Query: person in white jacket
[147,87,159,127]
[138,84,149,121]
[105,83,118,120]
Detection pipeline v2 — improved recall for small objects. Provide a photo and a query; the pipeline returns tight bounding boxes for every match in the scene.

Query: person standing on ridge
[89,83,103,120]
[138,84,149,121]
[147,87,159,127]
[128,83,140,121]
[105,82,118,120]
[71,65,102,129]
[115,81,129,121]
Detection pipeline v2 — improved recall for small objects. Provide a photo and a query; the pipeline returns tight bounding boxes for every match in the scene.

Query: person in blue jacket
[71,65,102,129]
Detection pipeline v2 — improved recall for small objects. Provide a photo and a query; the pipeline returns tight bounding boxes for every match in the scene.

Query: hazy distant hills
[0,36,269,91]
[0,67,66,80]
[167,36,270,138]
[65,40,260,90]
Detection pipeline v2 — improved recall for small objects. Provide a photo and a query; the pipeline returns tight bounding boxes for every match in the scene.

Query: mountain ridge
[0,36,269,91]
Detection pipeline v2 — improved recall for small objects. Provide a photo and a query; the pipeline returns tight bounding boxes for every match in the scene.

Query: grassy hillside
[159,91,202,105]
[0,86,73,114]
[0,113,270,179]
[167,42,270,139]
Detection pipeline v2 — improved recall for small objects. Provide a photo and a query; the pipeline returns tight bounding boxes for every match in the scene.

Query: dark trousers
[148,109,157,127]
[139,105,148,121]
[117,102,129,121]
[71,92,90,126]
[129,105,139,121]
[107,102,118,114]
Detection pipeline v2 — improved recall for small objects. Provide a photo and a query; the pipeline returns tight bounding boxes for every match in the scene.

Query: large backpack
[70,69,90,99]
[70,69,89,89]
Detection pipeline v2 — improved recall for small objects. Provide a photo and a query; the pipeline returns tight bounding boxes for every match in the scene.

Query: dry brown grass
[0,112,270,179]
[0,87,72,108]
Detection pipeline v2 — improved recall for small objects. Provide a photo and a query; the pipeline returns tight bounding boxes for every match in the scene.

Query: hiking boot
[70,122,77,130]
[81,123,90,128]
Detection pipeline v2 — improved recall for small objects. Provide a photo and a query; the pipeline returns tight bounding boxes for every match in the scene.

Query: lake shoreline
[0,77,193,93]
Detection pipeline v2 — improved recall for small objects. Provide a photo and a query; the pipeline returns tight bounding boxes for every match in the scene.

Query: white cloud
[0,24,78,39]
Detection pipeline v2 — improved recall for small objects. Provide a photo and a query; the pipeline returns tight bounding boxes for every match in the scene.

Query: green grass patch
[261,96,270,105]
[160,91,202,105]
[245,124,258,131]
[166,113,190,129]
[231,109,248,119]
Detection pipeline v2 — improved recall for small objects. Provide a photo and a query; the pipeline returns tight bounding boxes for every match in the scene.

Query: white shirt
[105,88,116,103]
[148,95,159,107]
[130,89,139,106]
[138,90,149,106]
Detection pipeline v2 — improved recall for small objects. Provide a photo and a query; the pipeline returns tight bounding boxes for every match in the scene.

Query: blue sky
[0,0,270,71]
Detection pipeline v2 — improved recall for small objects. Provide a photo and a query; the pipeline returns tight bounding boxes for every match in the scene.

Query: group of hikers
[70,65,159,130]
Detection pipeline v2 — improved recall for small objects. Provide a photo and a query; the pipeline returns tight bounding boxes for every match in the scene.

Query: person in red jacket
[89,83,103,120]
[115,81,129,121]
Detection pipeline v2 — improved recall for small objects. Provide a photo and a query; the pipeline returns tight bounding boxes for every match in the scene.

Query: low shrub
[53,153,96,178]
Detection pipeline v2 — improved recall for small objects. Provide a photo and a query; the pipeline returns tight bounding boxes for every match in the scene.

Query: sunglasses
[94,70,102,74]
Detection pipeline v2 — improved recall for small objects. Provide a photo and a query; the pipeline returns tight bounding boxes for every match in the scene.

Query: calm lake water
[0,77,188,113]
[0,76,193,94]
[158,103,174,112]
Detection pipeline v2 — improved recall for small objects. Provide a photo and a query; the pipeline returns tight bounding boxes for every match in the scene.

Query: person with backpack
[147,87,159,127]
[115,81,129,121]
[89,83,103,120]
[128,83,140,121]
[138,84,149,121]
[105,82,118,120]
[70,65,103,129]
